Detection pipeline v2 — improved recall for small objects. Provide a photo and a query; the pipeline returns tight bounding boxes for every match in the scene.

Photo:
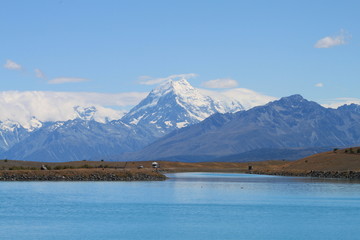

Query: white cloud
[139,73,197,85]
[202,78,238,88]
[48,77,89,84]
[0,91,147,128]
[138,75,152,81]
[198,88,277,110]
[4,60,22,70]
[314,31,349,48]
[35,69,46,79]
[321,98,360,109]
[315,83,324,87]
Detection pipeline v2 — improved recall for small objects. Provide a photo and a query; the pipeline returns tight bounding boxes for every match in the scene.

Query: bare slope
[281,147,360,172]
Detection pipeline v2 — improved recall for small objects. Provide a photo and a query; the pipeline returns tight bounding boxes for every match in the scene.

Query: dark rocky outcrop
[0,169,166,181]
[250,170,360,180]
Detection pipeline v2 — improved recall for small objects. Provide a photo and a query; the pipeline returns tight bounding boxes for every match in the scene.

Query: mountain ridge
[0,79,245,161]
[116,94,360,161]
[121,79,243,137]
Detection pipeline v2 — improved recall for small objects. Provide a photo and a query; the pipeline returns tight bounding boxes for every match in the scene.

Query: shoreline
[249,170,360,180]
[0,169,166,181]
[164,169,360,180]
[1,152,360,181]
[2,168,360,181]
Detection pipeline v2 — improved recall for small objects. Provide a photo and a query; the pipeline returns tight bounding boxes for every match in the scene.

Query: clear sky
[1,0,359,105]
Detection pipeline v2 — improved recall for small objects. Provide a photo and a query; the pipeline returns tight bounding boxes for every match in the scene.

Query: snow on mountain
[0,120,22,132]
[199,88,277,110]
[125,95,360,161]
[121,79,244,136]
[1,118,145,162]
[74,106,97,121]
[0,120,31,152]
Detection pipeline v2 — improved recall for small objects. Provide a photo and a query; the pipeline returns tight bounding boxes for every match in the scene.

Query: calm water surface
[1,172,360,240]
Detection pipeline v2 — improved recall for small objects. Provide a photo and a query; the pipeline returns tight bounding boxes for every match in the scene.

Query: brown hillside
[281,147,360,172]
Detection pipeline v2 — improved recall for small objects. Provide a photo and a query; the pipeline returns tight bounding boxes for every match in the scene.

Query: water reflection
[166,172,360,184]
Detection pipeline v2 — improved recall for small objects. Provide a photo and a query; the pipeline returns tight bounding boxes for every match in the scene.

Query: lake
[1,172,360,240]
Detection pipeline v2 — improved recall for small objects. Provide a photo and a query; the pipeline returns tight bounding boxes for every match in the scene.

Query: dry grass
[1,147,360,176]
[278,147,360,172]
[0,159,288,173]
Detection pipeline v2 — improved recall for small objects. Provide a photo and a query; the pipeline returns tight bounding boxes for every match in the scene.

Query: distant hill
[211,147,332,162]
[280,147,360,172]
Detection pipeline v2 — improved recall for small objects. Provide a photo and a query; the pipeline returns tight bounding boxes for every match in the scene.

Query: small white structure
[152,162,159,168]
[40,165,48,170]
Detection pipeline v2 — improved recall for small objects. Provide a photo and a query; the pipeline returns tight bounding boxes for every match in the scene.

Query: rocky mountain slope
[123,95,360,161]
[121,79,243,137]
[0,79,244,162]
[0,118,42,153]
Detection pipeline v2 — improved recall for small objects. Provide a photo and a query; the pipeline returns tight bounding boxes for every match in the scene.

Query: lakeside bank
[1,146,360,181]
[249,170,360,180]
[0,169,166,181]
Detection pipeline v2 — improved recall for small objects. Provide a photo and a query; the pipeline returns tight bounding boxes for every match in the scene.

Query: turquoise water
[1,172,360,240]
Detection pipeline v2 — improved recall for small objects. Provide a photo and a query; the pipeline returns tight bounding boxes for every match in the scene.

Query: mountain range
[0,79,243,161]
[1,79,359,162]
[121,94,360,161]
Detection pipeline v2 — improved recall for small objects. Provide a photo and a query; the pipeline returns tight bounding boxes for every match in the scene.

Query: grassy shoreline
[1,147,360,181]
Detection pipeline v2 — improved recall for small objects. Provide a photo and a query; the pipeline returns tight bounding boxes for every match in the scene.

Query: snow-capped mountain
[7,81,360,163]
[74,106,97,121]
[123,94,360,161]
[0,118,43,153]
[0,79,245,162]
[0,80,251,160]
[2,118,146,162]
[121,79,244,137]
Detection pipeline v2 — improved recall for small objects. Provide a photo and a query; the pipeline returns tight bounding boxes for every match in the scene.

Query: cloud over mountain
[201,78,238,88]
[199,88,277,110]
[0,91,147,127]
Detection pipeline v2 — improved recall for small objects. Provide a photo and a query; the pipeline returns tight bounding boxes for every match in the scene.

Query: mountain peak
[121,79,243,133]
[272,94,311,107]
[74,106,97,121]
[338,103,360,112]
[151,79,193,97]
[0,119,22,132]
[281,94,305,102]
[262,94,324,116]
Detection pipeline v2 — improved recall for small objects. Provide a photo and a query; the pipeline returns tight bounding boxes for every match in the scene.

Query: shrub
[9,166,27,170]
[80,164,93,169]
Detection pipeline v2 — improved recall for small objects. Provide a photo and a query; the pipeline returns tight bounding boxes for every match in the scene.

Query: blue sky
[1,0,359,105]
